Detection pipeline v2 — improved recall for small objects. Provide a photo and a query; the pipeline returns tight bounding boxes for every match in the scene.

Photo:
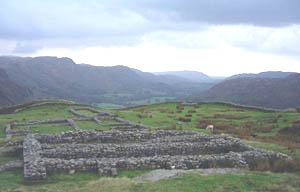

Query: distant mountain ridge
[228,71,296,80]
[0,56,215,107]
[194,73,300,109]
[153,71,221,83]
[1,56,300,109]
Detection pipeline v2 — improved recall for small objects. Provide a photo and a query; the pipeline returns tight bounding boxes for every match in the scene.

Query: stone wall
[22,130,290,180]
[23,134,46,181]
[35,130,197,144]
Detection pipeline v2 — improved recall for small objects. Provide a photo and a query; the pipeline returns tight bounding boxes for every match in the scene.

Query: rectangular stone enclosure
[23,130,289,181]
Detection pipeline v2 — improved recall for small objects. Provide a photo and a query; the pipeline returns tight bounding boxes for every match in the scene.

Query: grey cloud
[0,0,300,54]
[135,0,300,26]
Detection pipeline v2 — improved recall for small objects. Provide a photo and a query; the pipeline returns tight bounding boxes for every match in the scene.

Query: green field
[125,97,175,106]
[0,101,300,191]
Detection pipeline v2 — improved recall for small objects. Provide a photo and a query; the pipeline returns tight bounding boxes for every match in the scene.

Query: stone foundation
[22,130,289,180]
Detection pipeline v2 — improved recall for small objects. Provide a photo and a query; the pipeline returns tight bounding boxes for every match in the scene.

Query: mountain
[0,68,32,106]
[153,71,220,83]
[228,71,296,80]
[194,74,300,109]
[0,56,214,107]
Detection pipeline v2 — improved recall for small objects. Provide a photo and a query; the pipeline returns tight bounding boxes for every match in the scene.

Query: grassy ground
[0,105,78,138]
[73,109,99,117]
[30,124,74,134]
[75,120,109,131]
[1,101,300,191]
[0,169,299,192]
[126,97,175,106]
[245,140,300,158]
[116,103,300,149]
[96,103,125,109]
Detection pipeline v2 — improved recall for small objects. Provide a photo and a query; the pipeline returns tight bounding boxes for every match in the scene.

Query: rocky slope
[0,68,32,106]
[195,73,300,109]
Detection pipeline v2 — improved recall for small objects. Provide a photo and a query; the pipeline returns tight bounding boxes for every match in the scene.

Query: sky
[0,0,300,76]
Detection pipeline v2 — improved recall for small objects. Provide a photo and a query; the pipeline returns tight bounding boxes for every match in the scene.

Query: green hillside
[0,100,299,192]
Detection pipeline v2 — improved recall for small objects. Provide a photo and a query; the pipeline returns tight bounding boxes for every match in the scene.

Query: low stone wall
[0,160,23,173]
[122,101,282,112]
[40,140,251,159]
[14,101,86,113]
[23,134,46,181]
[66,119,80,131]
[42,152,249,176]
[69,108,112,118]
[5,124,12,139]
[0,145,23,156]
[22,130,290,180]
[35,130,197,144]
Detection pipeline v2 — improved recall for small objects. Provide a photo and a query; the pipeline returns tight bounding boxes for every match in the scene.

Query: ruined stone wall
[22,130,290,180]
[35,130,197,144]
[23,134,46,181]
[40,141,251,159]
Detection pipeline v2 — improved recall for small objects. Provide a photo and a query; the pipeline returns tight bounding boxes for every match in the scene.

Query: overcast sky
[1,0,300,76]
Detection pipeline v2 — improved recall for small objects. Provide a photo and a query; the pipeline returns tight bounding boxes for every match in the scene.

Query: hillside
[0,68,32,106]
[194,74,300,109]
[153,71,219,82]
[0,101,299,191]
[228,71,296,79]
[0,56,213,107]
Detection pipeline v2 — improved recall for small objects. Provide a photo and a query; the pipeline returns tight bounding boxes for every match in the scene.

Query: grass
[130,171,300,192]
[0,104,82,138]
[1,170,299,192]
[1,101,300,191]
[73,109,98,117]
[30,124,74,134]
[117,170,152,178]
[126,97,175,105]
[245,140,300,158]
[96,103,125,109]
[0,155,21,166]
[75,120,109,131]
[116,102,300,146]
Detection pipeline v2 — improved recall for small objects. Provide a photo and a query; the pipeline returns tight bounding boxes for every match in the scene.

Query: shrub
[165,124,177,130]
[188,110,196,113]
[214,113,249,120]
[178,117,191,122]
[136,113,148,118]
[185,114,192,117]
[176,105,184,110]
[261,125,276,133]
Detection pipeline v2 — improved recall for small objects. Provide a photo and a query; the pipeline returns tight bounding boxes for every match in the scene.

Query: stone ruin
[21,130,289,181]
[0,105,291,181]
[5,107,149,139]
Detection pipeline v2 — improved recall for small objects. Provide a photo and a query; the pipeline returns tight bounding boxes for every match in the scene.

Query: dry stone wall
[5,106,148,139]
[23,134,47,181]
[22,130,289,180]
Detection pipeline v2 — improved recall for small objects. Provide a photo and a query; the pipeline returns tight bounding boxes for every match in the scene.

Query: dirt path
[135,168,244,182]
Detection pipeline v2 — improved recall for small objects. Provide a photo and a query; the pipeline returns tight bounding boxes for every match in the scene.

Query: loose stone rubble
[22,130,289,181]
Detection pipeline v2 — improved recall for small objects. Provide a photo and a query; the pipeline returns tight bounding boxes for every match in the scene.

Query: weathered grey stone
[23,134,46,181]
[0,160,23,172]
[21,130,290,181]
